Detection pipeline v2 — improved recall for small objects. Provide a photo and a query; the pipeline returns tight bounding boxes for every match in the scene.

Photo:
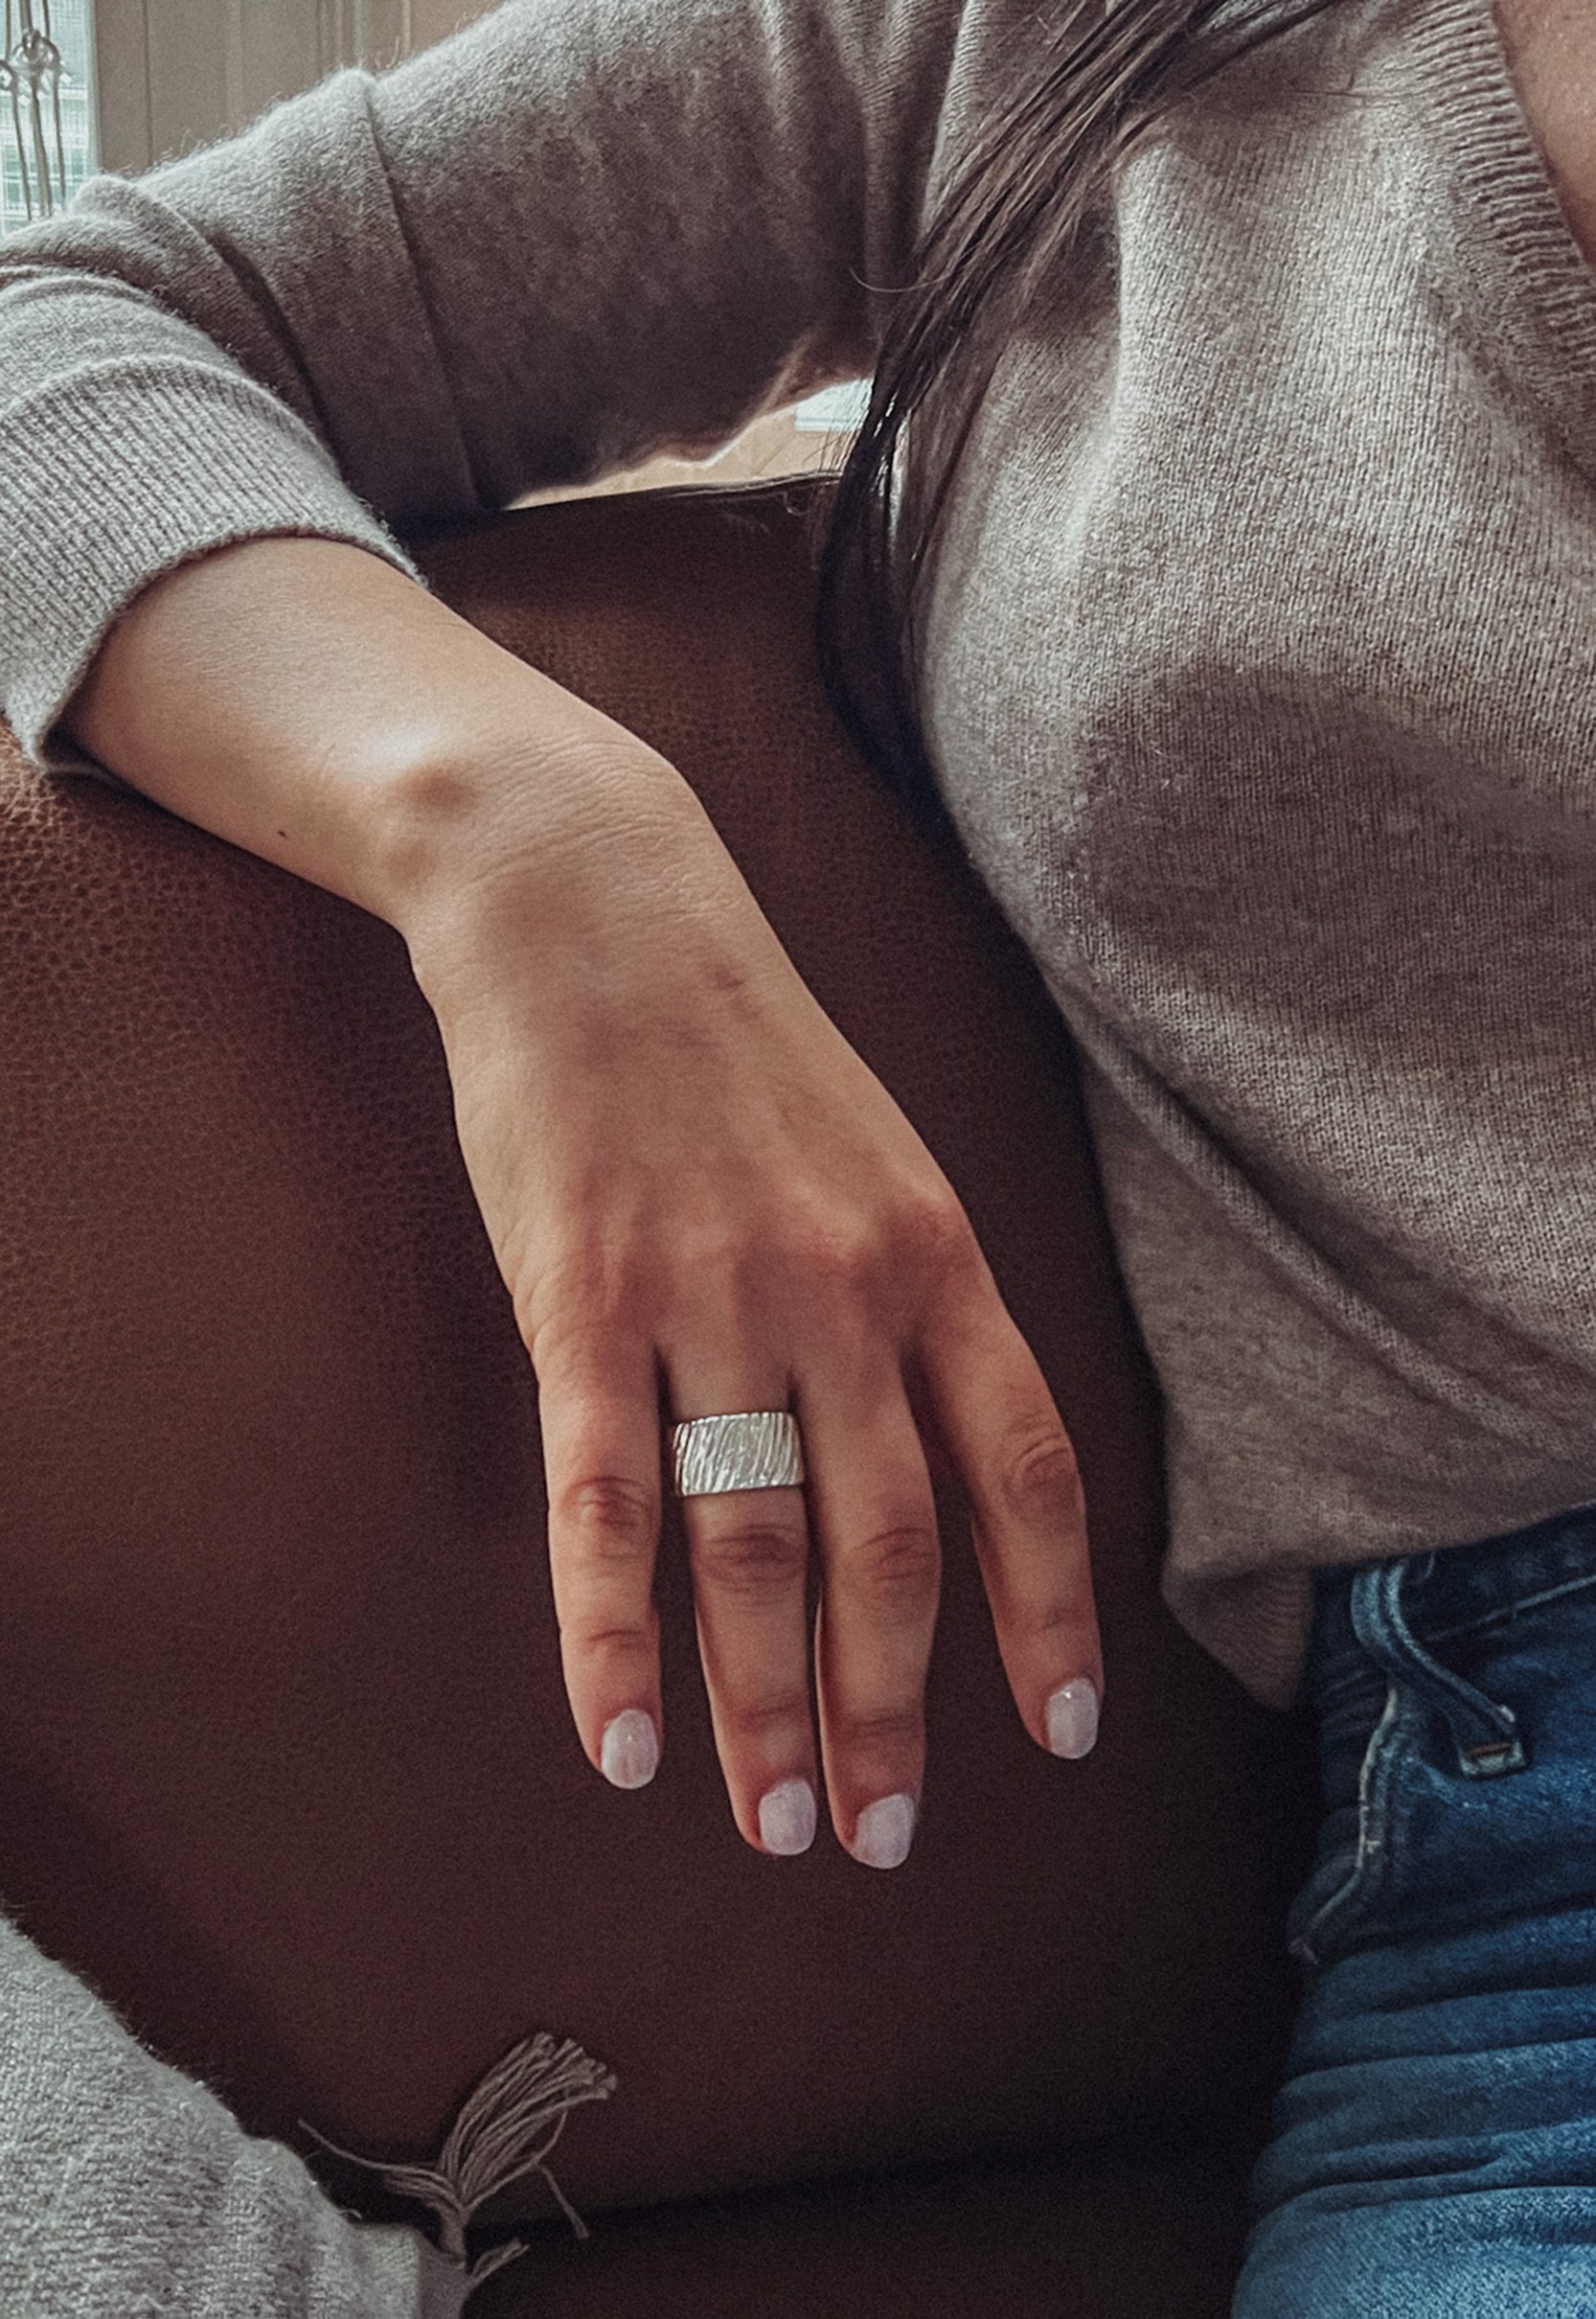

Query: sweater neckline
[1402,0,1596,489]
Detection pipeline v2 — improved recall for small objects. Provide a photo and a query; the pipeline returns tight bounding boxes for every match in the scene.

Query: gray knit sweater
[4,0,1596,2289]
[0,1905,471,2314]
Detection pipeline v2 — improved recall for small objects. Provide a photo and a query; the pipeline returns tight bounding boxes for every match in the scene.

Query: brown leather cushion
[473,2119,1263,2319]
[0,476,1317,2241]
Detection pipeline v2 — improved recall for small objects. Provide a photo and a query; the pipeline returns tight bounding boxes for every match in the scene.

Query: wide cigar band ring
[671,1410,807,1498]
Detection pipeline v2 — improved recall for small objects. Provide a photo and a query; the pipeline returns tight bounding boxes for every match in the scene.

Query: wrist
[377,718,729,999]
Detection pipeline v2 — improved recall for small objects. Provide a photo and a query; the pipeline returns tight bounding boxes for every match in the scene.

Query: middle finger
[800,1326,944,1871]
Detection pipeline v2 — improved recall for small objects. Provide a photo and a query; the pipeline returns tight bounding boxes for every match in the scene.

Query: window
[0,0,99,233]
[793,381,872,433]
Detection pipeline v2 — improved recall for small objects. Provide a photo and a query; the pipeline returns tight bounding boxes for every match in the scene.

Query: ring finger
[668,1348,821,1860]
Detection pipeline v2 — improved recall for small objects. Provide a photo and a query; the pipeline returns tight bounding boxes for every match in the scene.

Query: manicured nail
[601,1708,658,1788]
[1045,1678,1099,1758]
[851,1792,916,1870]
[758,1778,817,1856]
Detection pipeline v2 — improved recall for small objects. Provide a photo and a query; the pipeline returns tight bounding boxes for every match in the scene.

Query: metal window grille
[1,0,95,230]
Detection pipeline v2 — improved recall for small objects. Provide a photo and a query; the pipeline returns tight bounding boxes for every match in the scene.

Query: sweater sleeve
[0,1903,469,2319]
[0,0,998,795]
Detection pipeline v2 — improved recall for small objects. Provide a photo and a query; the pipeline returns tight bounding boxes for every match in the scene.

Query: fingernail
[601,1708,659,1788]
[758,1778,817,1855]
[1045,1678,1099,1758]
[851,1792,916,1870]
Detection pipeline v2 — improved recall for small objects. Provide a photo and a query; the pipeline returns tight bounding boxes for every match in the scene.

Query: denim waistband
[1305,1497,1596,1708]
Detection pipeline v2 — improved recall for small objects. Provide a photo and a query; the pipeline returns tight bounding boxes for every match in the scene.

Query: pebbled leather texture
[0,476,1315,2262]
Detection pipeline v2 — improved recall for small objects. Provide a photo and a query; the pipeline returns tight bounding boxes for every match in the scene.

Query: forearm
[57,532,695,930]
[0,1904,469,2319]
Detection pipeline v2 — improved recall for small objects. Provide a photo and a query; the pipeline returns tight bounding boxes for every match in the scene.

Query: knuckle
[1001,1430,1084,1522]
[787,1218,878,1289]
[1019,1595,1095,1645]
[848,1520,941,1605]
[778,1184,972,1306]
[693,1520,809,1600]
[565,1617,653,1658]
[838,1703,923,1752]
[721,1688,813,1739]
[900,1181,975,1270]
[673,1218,757,1284]
[773,1185,885,1286]
[558,1474,658,1562]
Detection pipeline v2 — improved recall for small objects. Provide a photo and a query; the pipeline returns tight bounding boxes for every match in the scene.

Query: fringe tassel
[300,2031,619,2287]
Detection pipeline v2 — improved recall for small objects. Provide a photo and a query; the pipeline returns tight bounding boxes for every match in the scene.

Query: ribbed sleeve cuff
[0,361,433,794]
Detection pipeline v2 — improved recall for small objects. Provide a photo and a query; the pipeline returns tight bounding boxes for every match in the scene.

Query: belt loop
[1348,1556,1528,1780]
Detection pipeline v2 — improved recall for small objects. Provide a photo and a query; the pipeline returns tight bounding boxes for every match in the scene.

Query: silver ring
[672,1410,806,1498]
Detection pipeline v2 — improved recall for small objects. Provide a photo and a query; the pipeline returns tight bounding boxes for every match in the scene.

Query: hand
[397,738,1104,1868]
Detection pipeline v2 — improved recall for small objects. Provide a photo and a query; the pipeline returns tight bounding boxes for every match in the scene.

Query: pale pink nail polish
[758,1778,817,1855]
[1045,1678,1099,1758]
[601,1708,659,1787]
[852,1792,916,1869]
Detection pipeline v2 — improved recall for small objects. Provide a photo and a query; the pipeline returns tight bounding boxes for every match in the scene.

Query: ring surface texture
[672,1411,806,1497]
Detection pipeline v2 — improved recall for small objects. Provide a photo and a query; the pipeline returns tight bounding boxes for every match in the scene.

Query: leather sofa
[0,474,1320,2315]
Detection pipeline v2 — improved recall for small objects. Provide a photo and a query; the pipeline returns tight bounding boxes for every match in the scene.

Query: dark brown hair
[806,0,1347,858]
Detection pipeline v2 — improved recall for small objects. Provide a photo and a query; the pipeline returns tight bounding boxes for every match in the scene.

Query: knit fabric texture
[0,1903,471,2316]
[3,0,1594,1726]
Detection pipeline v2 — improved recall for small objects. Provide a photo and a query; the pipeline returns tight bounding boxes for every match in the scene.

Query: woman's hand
[395,735,1104,1868]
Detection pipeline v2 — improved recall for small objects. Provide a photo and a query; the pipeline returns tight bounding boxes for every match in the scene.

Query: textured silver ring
[672,1410,806,1498]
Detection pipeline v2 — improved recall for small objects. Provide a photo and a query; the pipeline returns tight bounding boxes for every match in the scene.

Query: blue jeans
[1230,1500,1596,2317]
